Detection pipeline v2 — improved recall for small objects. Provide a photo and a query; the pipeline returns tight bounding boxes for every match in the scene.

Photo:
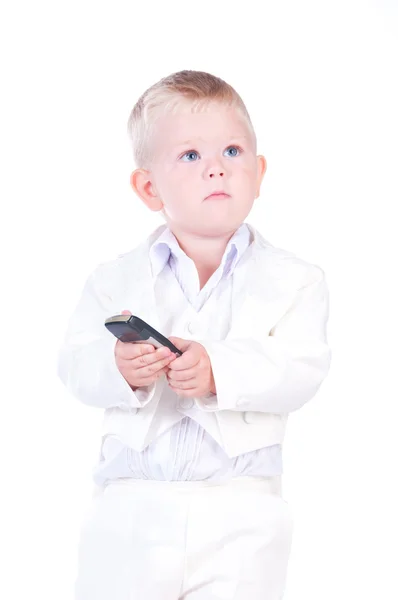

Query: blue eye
[224,146,240,157]
[181,150,199,162]
[180,146,241,161]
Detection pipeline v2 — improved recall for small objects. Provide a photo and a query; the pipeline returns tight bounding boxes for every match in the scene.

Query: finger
[167,375,197,389]
[140,354,176,378]
[167,366,196,381]
[168,336,186,351]
[168,352,200,371]
[116,340,156,359]
[136,369,167,386]
[134,346,175,372]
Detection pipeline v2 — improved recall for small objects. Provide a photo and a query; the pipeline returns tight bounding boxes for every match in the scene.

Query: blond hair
[126,70,256,170]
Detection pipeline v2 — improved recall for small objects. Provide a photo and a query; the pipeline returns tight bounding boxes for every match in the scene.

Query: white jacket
[57,223,331,458]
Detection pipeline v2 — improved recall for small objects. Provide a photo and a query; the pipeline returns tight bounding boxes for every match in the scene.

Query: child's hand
[165,336,216,398]
[114,310,177,390]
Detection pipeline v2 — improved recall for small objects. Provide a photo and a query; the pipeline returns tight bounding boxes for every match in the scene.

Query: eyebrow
[173,135,249,148]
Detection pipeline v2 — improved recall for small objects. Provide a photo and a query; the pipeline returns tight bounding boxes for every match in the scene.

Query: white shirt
[92,223,283,485]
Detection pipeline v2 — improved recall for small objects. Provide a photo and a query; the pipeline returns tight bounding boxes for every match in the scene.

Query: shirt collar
[149,222,251,279]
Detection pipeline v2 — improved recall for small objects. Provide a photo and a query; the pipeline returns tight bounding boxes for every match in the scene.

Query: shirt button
[187,322,195,333]
[178,398,194,409]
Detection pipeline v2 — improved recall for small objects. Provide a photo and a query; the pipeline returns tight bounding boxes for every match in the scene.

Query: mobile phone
[104,314,183,356]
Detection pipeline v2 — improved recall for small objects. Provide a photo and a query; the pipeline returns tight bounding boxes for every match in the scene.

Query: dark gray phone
[104,314,183,356]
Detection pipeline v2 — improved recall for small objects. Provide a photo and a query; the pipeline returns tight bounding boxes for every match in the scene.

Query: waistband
[97,475,282,496]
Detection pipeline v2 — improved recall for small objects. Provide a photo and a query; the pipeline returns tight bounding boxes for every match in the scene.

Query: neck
[168,224,238,272]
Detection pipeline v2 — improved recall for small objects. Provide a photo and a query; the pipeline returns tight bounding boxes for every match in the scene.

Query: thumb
[168,336,190,352]
[121,310,132,316]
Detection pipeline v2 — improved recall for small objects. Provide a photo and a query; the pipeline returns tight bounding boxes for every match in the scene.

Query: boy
[57,70,331,600]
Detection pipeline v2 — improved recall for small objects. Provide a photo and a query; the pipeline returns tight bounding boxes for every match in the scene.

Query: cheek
[165,167,196,197]
[157,167,184,196]
[158,168,198,215]
[236,164,257,190]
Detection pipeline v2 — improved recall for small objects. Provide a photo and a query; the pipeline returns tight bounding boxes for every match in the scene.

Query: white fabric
[74,475,293,600]
[58,221,331,598]
[57,222,331,458]
[93,223,283,485]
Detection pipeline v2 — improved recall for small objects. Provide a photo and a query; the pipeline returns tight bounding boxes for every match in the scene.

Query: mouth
[204,192,231,201]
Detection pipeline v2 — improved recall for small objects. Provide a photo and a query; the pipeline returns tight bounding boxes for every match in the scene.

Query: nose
[209,169,224,178]
[205,162,225,179]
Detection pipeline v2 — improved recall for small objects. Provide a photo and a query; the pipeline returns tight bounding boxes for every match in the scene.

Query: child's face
[134,101,266,234]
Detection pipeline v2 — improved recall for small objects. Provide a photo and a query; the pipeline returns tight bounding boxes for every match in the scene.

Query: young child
[57,69,331,600]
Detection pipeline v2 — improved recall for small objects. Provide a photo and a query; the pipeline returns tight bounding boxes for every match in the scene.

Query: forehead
[150,102,254,150]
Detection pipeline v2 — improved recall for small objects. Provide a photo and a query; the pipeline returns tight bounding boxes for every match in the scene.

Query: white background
[1,1,397,598]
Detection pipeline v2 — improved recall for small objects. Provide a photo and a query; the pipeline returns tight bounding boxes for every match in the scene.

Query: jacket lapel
[117,225,166,331]
[228,224,297,338]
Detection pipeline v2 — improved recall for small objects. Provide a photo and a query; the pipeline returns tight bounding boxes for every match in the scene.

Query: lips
[205,192,231,200]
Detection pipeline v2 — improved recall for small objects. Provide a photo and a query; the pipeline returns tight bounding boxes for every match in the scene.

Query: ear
[130,168,164,212]
[255,155,267,199]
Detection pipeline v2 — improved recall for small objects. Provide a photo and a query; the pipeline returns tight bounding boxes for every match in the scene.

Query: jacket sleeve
[56,265,157,410]
[195,266,332,414]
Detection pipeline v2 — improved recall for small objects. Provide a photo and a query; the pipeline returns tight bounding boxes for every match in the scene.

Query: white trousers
[74,475,294,600]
